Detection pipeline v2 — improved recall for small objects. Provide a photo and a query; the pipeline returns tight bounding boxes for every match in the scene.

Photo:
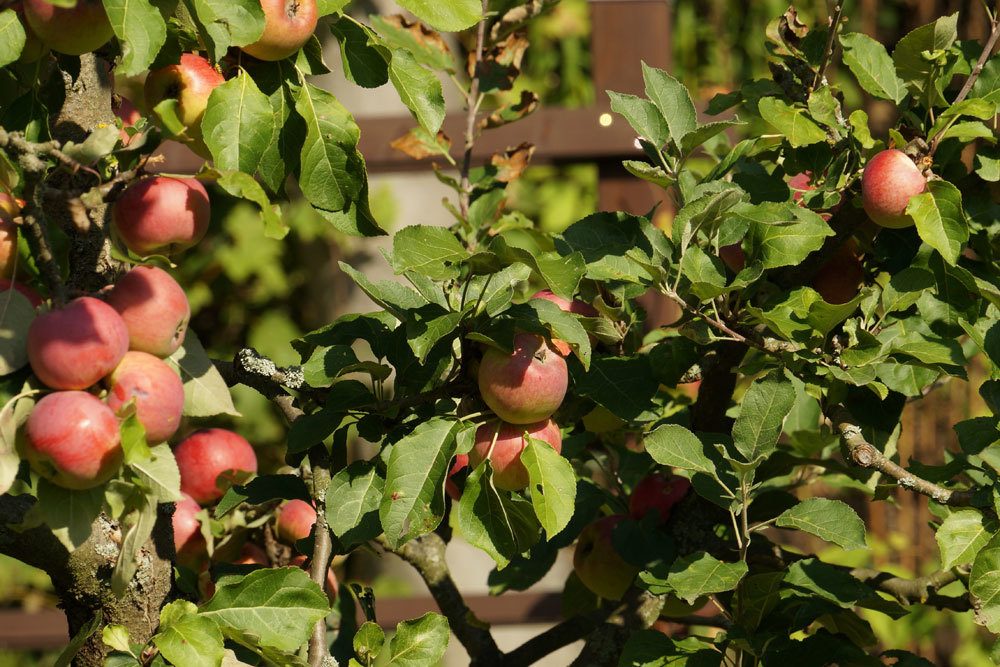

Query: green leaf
[892,13,958,105]
[406,308,463,363]
[971,56,1000,106]
[776,498,868,550]
[339,262,427,320]
[839,32,905,103]
[295,83,364,214]
[0,289,34,375]
[369,15,454,72]
[391,225,469,280]
[353,621,386,664]
[185,0,265,60]
[112,497,159,596]
[102,0,167,77]
[735,572,785,632]
[738,201,834,269]
[216,170,285,239]
[928,98,997,139]
[203,73,274,176]
[523,298,591,369]
[680,245,728,300]
[200,568,330,653]
[327,461,384,548]
[0,10,26,68]
[131,444,181,503]
[971,533,1000,632]
[215,474,310,517]
[644,424,714,474]
[489,235,585,298]
[35,480,104,550]
[386,612,450,666]
[330,17,389,88]
[317,0,348,16]
[302,345,361,387]
[937,509,996,569]
[522,437,576,537]
[558,212,662,286]
[680,121,743,155]
[54,611,102,667]
[664,552,748,604]
[154,601,225,667]
[620,631,721,667]
[394,0,481,31]
[757,97,827,147]
[907,180,967,265]
[732,372,796,462]
[454,463,540,568]
[571,356,659,422]
[607,91,669,147]
[389,50,445,135]
[379,419,457,548]
[642,62,697,144]
[166,332,240,417]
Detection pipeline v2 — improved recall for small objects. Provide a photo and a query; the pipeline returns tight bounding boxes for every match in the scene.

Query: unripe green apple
[23,391,123,489]
[174,429,258,505]
[111,177,210,257]
[468,419,562,491]
[0,278,43,308]
[144,53,225,158]
[105,265,191,357]
[22,0,112,56]
[275,499,316,546]
[861,149,926,228]
[242,0,319,61]
[573,515,638,600]
[478,334,568,424]
[105,351,185,444]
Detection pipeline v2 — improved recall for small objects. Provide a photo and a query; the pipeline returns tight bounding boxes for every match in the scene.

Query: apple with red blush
[174,429,258,505]
[105,265,191,357]
[477,333,568,424]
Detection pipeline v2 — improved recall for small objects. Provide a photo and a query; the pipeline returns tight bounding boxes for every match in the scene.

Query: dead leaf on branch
[390,128,452,160]
[492,143,535,183]
[380,15,452,60]
[480,90,539,130]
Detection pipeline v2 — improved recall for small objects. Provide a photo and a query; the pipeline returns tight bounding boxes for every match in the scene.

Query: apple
[0,278,43,308]
[573,515,638,600]
[111,177,210,257]
[719,243,745,273]
[678,380,700,400]
[478,333,568,424]
[242,0,319,62]
[22,0,112,56]
[174,428,258,505]
[105,265,191,357]
[234,542,269,566]
[530,289,599,317]
[0,206,16,279]
[275,499,317,546]
[27,296,129,390]
[788,171,814,202]
[811,238,864,304]
[172,492,206,568]
[446,453,469,500]
[113,97,141,146]
[23,391,123,489]
[105,351,185,444]
[629,472,691,524]
[289,554,338,602]
[144,53,225,158]
[11,4,47,63]
[862,149,926,228]
[468,419,562,491]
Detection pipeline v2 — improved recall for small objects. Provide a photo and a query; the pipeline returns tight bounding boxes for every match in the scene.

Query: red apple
[446,453,468,501]
[11,4,47,63]
[113,97,141,146]
[23,391,123,489]
[275,499,317,546]
[719,243,745,273]
[111,177,210,257]
[478,333,568,424]
[174,429,258,505]
[468,419,562,491]
[22,0,112,56]
[531,289,599,317]
[862,149,926,228]
[0,278,43,308]
[0,207,16,279]
[105,265,190,357]
[242,0,319,62]
[234,542,269,566]
[573,515,638,600]
[812,238,864,304]
[629,473,691,524]
[144,54,225,158]
[678,380,700,400]
[173,492,206,567]
[0,193,24,218]
[788,171,814,202]
[105,351,185,444]
[289,554,338,602]
[27,297,129,390]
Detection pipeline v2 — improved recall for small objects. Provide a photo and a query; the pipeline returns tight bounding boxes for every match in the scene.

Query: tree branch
[213,348,306,423]
[813,1,845,88]
[307,448,333,667]
[504,605,617,666]
[850,567,970,610]
[458,0,490,220]
[829,406,977,506]
[19,178,68,306]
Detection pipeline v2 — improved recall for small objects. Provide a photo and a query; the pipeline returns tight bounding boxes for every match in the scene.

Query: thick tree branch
[829,406,977,506]
[569,589,663,667]
[504,605,617,666]
[0,494,70,575]
[213,348,306,423]
[851,567,970,610]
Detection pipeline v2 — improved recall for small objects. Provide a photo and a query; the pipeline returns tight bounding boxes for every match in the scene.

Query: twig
[829,406,977,506]
[0,128,100,181]
[813,1,846,88]
[458,0,490,220]
[307,449,333,667]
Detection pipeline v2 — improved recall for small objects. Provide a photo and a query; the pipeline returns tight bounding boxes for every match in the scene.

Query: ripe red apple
[573,515,638,600]
[446,453,469,501]
[234,542,269,566]
[678,380,700,400]
[0,193,24,218]
[113,97,141,146]
[719,243,745,273]
[11,3,47,63]
[811,238,864,304]
[27,297,129,390]
[23,391,123,489]
[173,492,206,568]
[275,499,316,546]
[105,265,190,357]
[629,473,691,524]
[22,0,112,56]
[144,54,225,158]
[174,429,258,505]
[861,149,927,228]
[289,554,338,602]
[531,289,599,317]
[0,278,43,308]
[105,351,185,444]
[111,176,210,257]
[788,171,814,202]
[478,334,568,424]
[468,419,562,491]
[0,207,17,279]
[242,0,319,61]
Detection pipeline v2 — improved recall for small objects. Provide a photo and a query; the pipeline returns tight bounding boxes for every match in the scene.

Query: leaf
[379,419,457,548]
[641,62,697,144]
[892,13,958,104]
[839,32,905,103]
[369,15,454,72]
[738,201,834,269]
[664,552,748,604]
[394,0,481,31]
[776,498,868,550]
[200,568,330,653]
[203,73,274,176]
[317,0,348,16]
[354,621,386,664]
[644,424,715,474]
[971,533,1000,632]
[971,56,1000,106]
[166,332,239,417]
[607,91,669,147]
[928,98,997,139]
[680,120,743,155]
[154,601,225,667]
[102,0,167,77]
[757,97,827,147]
[390,225,469,280]
[53,611,102,667]
[522,437,576,537]
[131,444,181,503]
[389,50,445,135]
[327,460,384,548]
[0,9,26,68]
[339,262,427,320]
[937,509,996,569]
[571,356,659,422]
[732,372,796,462]
[35,480,104,550]
[620,631,720,667]
[454,463,540,568]
[216,170,285,239]
[386,612,450,666]
[735,572,785,632]
[185,0,265,60]
[215,474,311,517]
[406,308,463,363]
[0,289,34,375]
[330,17,389,88]
[906,180,967,266]
[112,498,159,596]
[295,83,364,214]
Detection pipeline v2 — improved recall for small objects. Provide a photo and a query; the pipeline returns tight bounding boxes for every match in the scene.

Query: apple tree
[0,0,999,665]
